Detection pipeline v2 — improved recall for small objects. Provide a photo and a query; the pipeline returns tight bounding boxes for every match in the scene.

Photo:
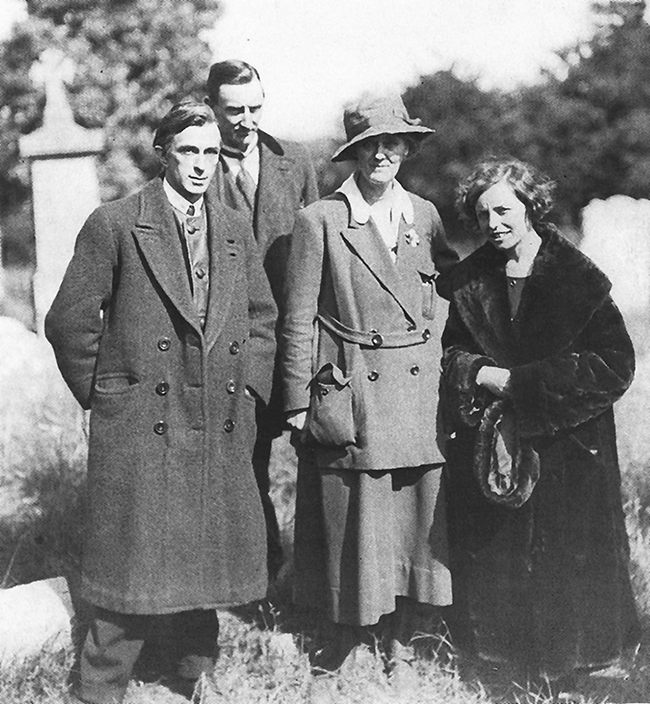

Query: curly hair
[456,157,556,233]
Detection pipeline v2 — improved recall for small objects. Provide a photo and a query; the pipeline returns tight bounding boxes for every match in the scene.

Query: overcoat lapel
[340,215,419,324]
[132,179,201,333]
[255,137,289,250]
[203,196,239,351]
[453,245,516,366]
[451,229,612,367]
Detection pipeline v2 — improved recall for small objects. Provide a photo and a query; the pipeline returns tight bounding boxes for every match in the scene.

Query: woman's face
[355,134,409,189]
[475,180,534,253]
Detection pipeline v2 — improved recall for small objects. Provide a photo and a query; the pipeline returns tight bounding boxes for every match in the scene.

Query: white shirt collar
[162,177,205,215]
[220,138,260,185]
[336,173,414,225]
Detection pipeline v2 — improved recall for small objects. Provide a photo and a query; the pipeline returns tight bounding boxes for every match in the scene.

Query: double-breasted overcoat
[45,177,277,615]
[440,225,639,676]
[281,190,458,469]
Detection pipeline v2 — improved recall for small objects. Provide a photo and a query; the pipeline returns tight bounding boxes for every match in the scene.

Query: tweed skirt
[293,461,452,626]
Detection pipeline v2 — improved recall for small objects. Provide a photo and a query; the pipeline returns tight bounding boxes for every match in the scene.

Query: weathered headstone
[19,49,104,333]
[581,195,650,315]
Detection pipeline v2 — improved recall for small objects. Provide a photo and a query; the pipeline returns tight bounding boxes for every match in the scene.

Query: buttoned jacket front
[281,189,458,470]
[45,177,277,614]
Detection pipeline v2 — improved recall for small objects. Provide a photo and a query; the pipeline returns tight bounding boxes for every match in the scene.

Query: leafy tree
[0,0,221,262]
[400,71,510,247]
[511,0,650,225]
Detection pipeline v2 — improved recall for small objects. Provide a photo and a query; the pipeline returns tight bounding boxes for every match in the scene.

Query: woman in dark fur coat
[441,158,639,692]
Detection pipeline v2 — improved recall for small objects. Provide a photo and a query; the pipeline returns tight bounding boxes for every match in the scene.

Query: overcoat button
[226,380,236,394]
[368,370,379,381]
[229,341,240,355]
[370,333,383,348]
[195,268,206,279]
[223,418,235,433]
[410,365,420,376]
[157,337,171,351]
[422,328,431,341]
[153,421,167,435]
[155,382,169,396]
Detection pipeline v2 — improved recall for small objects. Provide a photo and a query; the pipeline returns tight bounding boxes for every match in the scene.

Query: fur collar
[449,225,612,365]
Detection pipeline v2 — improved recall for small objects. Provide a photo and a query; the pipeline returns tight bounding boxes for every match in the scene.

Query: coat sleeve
[440,299,497,430]
[281,206,323,413]
[428,204,459,298]
[244,227,278,405]
[509,296,635,438]
[44,207,118,410]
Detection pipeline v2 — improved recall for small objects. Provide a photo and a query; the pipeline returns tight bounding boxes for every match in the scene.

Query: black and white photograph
[0,1,648,703]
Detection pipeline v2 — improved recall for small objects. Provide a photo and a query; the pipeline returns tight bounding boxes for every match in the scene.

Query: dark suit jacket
[212,130,318,312]
[45,177,277,614]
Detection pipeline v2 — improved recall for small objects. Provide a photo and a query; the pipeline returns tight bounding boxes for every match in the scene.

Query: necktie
[235,166,257,213]
[187,204,195,216]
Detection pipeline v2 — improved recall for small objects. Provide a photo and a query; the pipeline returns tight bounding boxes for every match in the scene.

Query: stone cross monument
[19,49,104,333]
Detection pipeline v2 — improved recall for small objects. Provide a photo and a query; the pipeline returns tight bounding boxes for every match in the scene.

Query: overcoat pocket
[307,362,356,447]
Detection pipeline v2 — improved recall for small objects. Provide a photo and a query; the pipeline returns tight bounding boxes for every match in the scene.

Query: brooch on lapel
[404,228,420,247]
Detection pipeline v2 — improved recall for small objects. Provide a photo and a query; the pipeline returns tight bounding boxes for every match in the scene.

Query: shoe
[310,624,360,675]
[385,639,418,689]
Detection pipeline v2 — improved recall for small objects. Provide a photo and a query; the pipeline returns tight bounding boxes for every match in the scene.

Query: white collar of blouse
[336,173,414,226]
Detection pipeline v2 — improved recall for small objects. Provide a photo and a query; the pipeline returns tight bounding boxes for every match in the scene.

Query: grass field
[0,313,649,703]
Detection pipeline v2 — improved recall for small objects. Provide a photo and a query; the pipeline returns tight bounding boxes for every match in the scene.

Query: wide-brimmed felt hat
[473,399,540,509]
[331,93,434,163]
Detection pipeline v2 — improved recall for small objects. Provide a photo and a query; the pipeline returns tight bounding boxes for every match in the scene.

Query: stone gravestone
[581,195,650,316]
[19,49,104,333]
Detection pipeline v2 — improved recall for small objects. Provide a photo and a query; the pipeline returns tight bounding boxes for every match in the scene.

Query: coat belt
[317,311,431,349]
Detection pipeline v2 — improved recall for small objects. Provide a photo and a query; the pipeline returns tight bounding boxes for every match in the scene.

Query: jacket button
[226,380,236,394]
[157,337,171,351]
[229,341,240,355]
[153,421,167,435]
[223,418,235,433]
[370,333,383,348]
[410,365,420,376]
[422,328,431,341]
[156,382,169,396]
[368,370,379,382]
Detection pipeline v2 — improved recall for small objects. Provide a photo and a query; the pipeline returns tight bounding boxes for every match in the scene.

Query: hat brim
[331,125,434,163]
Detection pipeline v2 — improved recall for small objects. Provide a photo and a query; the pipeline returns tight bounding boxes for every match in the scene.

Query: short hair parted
[456,157,556,233]
[206,60,262,103]
[153,101,218,156]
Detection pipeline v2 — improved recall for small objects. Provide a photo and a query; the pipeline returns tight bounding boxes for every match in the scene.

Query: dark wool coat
[212,131,319,313]
[45,177,277,615]
[440,225,639,676]
[282,190,458,470]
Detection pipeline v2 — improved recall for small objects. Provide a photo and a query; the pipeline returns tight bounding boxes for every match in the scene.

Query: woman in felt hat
[440,157,639,695]
[281,94,458,685]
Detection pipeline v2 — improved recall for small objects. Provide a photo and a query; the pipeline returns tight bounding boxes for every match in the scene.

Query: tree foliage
[0,0,221,220]
[401,0,650,242]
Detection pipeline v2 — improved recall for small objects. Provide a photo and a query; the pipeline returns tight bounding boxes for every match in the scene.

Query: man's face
[157,122,221,203]
[210,79,264,154]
